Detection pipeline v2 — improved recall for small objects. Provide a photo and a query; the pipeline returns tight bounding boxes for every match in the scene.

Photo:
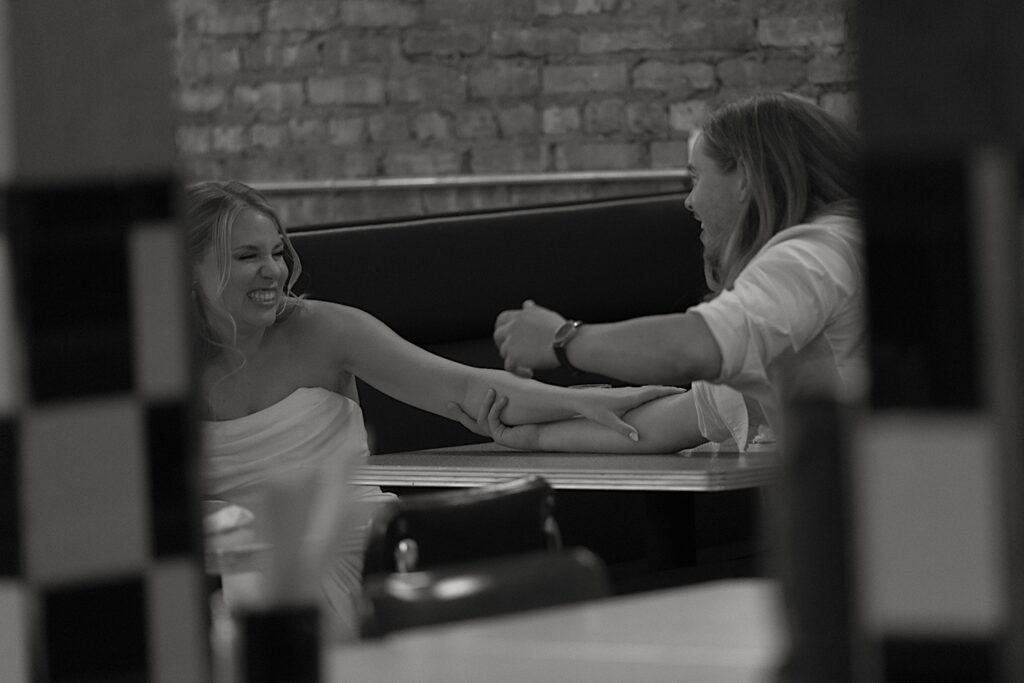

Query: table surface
[329,577,786,683]
[351,441,779,492]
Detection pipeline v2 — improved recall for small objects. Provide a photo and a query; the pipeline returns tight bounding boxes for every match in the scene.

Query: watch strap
[553,320,582,373]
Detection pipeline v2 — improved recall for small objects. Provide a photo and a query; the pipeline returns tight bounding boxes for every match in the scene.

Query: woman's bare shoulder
[281,298,365,332]
[276,298,379,352]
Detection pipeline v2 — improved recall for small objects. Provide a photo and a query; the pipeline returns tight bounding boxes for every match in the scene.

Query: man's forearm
[565,313,722,386]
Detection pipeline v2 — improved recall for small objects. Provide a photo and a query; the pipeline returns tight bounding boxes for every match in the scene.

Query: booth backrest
[288,192,707,454]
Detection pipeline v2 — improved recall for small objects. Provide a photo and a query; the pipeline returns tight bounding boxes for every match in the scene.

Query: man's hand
[446,390,542,451]
[493,300,566,377]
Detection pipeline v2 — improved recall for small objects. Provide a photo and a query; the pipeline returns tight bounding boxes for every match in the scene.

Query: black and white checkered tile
[0,179,208,682]
[0,1,209,677]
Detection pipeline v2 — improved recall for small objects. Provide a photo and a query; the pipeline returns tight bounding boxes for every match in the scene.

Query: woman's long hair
[699,92,861,292]
[184,181,304,360]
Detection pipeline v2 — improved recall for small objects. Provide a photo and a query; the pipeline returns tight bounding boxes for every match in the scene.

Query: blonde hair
[184,181,304,359]
[698,92,861,292]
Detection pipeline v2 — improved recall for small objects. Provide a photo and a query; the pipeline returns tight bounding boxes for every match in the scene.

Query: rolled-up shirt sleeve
[688,227,860,390]
[692,380,749,449]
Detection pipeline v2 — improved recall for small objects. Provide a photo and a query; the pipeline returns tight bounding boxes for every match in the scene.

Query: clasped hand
[493,300,566,377]
[447,385,684,450]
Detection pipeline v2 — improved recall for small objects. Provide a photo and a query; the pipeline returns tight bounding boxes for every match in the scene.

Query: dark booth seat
[288,192,706,454]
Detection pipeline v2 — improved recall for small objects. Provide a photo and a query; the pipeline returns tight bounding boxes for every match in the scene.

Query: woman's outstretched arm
[448,390,705,454]
[314,301,683,441]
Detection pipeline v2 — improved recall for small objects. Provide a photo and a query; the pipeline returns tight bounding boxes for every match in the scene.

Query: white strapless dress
[202,386,395,640]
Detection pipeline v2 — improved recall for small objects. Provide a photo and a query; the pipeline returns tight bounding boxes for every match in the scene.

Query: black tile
[858,0,1006,151]
[146,401,202,558]
[0,417,20,576]
[882,635,997,682]
[4,176,178,401]
[863,156,979,409]
[43,575,148,682]
[240,605,321,683]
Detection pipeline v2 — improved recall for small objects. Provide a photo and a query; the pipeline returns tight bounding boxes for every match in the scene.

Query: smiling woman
[475,92,866,453]
[184,181,682,639]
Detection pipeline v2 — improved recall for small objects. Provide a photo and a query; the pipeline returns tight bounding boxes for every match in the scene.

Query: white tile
[3,0,175,183]
[23,398,150,582]
[0,0,14,184]
[852,412,1006,636]
[130,221,191,400]
[0,580,31,683]
[147,559,209,683]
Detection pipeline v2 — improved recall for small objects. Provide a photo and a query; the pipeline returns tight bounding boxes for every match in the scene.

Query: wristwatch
[552,319,583,373]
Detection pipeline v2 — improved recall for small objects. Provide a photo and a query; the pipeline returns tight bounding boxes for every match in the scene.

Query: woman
[189,181,679,638]
[467,91,865,452]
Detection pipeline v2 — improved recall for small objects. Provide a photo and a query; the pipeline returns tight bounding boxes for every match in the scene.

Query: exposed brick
[180,155,225,181]
[542,63,628,94]
[497,104,538,137]
[176,125,211,154]
[579,28,671,54]
[491,27,577,57]
[403,27,486,56]
[266,0,337,31]
[179,46,241,79]
[250,123,288,149]
[424,0,533,22]
[819,91,858,125]
[583,99,626,135]
[469,62,540,99]
[412,111,453,141]
[244,37,326,71]
[340,0,419,27]
[308,74,386,105]
[390,66,467,103]
[632,61,715,92]
[808,51,854,84]
[178,85,227,113]
[757,15,846,47]
[470,143,550,173]
[619,0,675,16]
[670,16,756,51]
[233,81,305,112]
[554,141,644,170]
[542,106,581,135]
[650,140,689,168]
[237,153,303,182]
[626,102,669,136]
[536,0,616,17]
[717,56,806,88]
[335,36,402,65]
[305,149,380,178]
[290,118,329,145]
[669,100,709,133]
[197,8,263,35]
[327,117,367,145]
[384,148,463,175]
[368,112,412,142]
[455,108,499,139]
[211,125,246,152]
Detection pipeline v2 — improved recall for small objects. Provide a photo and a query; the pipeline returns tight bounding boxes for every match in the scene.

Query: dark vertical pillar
[856,0,1015,680]
[0,1,207,681]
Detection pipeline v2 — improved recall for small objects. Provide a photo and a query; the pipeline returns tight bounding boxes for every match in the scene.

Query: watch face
[554,320,579,346]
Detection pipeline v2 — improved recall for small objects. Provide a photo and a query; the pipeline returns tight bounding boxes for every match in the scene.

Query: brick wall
[170,0,856,224]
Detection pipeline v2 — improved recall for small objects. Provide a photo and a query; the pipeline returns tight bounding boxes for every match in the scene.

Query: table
[329,578,787,682]
[354,442,779,585]
[351,441,779,492]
